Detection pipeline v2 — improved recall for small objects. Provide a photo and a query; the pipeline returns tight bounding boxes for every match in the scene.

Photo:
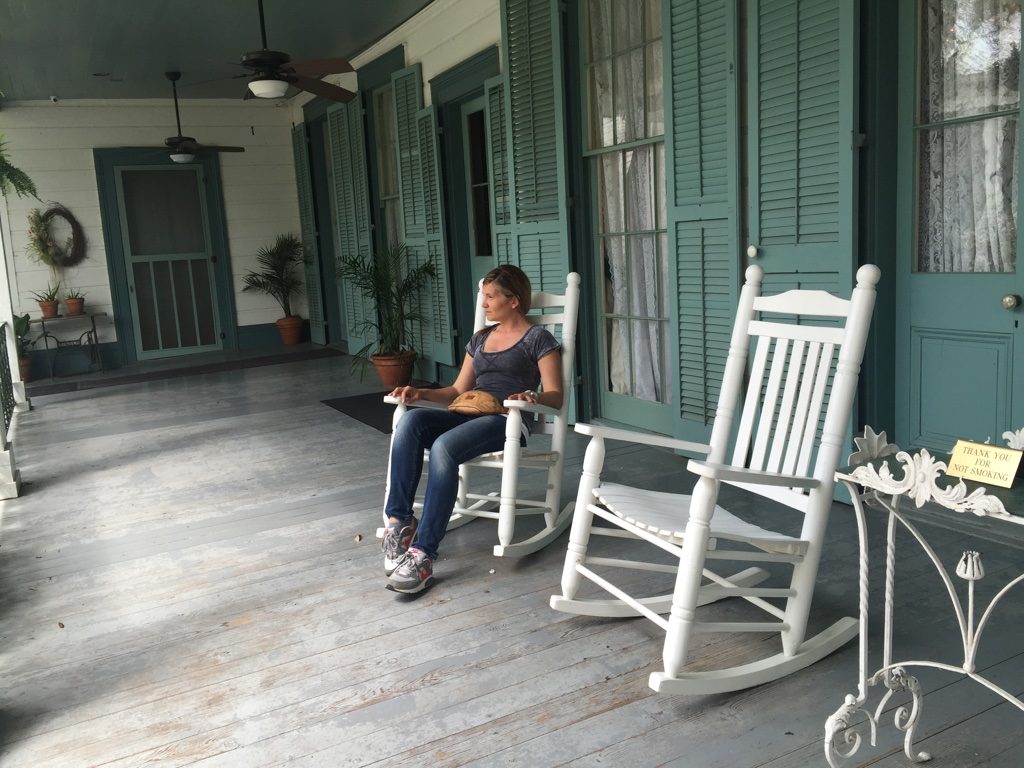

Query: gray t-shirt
[466,323,561,403]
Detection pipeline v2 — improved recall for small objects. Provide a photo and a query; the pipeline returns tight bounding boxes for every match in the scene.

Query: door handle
[746,244,760,259]
[1002,294,1022,310]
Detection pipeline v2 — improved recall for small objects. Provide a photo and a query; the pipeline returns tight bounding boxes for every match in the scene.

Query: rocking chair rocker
[384,272,581,557]
[550,263,880,694]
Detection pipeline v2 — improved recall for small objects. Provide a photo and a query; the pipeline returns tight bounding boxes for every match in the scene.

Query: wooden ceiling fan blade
[291,75,355,103]
[198,145,246,153]
[287,57,354,77]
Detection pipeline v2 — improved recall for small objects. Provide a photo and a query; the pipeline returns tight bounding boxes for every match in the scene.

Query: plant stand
[32,312,105,379]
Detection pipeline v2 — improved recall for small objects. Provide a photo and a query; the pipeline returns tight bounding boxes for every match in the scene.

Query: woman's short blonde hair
[482,264,532,315]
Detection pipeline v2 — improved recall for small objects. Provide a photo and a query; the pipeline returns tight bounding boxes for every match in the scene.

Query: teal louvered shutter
[747,0,857,296]
[416,106,455,366]
[389,65,455,366]
[501,0,570,292]
[292,125,325,343]
[392,65,426,244]
[484,75,516,264]
[666,0,741,442]
[327,100,377,354]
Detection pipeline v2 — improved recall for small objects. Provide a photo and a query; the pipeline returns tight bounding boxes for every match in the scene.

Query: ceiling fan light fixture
[248,78,289,99]
[169,152,195,164]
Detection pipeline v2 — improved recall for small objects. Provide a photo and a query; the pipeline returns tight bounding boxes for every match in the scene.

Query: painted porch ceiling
[0,0,433,101]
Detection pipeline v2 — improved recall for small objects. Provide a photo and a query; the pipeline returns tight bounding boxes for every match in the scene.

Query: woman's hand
[389,385,421,404]
[507,390,539,404]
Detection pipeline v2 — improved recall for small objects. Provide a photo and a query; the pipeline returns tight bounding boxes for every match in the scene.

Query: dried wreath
[26,204,87,269]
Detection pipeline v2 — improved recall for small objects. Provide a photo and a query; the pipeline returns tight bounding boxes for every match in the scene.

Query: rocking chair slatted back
[725,290,863,512]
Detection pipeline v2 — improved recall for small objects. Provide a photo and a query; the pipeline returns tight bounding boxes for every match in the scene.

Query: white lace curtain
[590,0,664,401]
[919,0,1021,272]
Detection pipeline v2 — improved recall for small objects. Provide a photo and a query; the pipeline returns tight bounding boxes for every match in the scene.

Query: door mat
[322,392,395,433]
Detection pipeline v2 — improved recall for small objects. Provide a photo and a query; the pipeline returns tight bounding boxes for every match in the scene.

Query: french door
[896,0,1024,451]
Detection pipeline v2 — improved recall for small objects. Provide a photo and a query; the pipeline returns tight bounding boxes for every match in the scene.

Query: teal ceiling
[0,0,433,101]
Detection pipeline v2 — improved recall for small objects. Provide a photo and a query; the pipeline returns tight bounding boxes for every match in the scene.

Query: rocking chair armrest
[686,460,821,489]
[574,422,711,455]
[382,395,448,411]
[504,399,560,417]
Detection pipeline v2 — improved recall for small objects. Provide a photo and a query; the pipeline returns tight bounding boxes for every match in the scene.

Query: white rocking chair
[550,263,880,694]
[384,272,581,557]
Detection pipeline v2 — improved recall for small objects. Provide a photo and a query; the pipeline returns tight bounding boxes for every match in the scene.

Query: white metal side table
[824,427,1024,767]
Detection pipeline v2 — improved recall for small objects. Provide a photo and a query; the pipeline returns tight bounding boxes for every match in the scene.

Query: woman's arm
[389,353,477,405]
[507,349,563,409]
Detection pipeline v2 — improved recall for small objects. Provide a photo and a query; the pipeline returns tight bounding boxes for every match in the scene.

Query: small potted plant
[241,233,305,345]
[30,280,61,319]
[336,242,436,387]
[13,312,33,382]
[63,286,86,316]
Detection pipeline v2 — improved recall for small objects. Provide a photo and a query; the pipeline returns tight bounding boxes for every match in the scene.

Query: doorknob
[1002,293,1022,310]
[746,244,760,259]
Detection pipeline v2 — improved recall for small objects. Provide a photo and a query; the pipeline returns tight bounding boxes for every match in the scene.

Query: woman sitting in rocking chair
[382,265,562,593]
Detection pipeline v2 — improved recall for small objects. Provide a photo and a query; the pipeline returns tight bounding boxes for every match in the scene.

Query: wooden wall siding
[291,125,326,344]
[0,100,301,341]
[327,101,377,354]
[3,360,1024,765]
[665,0,740,440]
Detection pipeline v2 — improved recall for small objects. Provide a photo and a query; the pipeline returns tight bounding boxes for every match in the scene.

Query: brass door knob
[1002,293,1022,310]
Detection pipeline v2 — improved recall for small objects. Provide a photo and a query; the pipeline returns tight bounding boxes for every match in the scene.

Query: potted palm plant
[336,242,437,387]
[241,233,305,345]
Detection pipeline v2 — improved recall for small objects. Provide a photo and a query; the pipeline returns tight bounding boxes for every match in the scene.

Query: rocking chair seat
[594,482,806,555]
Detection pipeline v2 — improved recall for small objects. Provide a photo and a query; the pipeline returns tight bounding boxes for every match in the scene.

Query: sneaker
[386,547,433,594]
[382,519,418,576]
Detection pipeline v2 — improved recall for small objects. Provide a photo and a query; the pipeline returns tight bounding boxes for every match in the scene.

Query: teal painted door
[746,0,858,296]
[896,0,1024,451]
[114,165,222,359]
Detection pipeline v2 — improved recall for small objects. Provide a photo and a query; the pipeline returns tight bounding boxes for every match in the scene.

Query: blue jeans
[384,408,525,560]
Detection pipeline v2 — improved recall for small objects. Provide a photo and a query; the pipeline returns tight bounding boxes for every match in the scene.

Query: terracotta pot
[38,300,58,319]
[275,315,303,345]
[371,350,417,388]
[64,297,85,316]
[18,357,31,383]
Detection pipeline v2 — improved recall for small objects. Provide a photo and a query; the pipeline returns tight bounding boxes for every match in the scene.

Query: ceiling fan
[162,71,245,163]
[239,0,355,103]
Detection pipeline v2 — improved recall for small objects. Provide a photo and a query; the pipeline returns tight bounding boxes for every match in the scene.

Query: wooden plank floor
[1,355,1023,767]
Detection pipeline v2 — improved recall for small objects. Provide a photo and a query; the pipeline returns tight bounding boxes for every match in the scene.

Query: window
[916,0,1020,273]
[584,0,666,402]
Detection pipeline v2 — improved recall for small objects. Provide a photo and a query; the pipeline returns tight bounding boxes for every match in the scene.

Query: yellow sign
[946,440,1022,489]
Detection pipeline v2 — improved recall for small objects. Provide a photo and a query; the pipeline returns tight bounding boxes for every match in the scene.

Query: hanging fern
[0,135,39,200]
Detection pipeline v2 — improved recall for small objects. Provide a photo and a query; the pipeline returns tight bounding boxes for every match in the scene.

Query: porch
[1,356,1022,767]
